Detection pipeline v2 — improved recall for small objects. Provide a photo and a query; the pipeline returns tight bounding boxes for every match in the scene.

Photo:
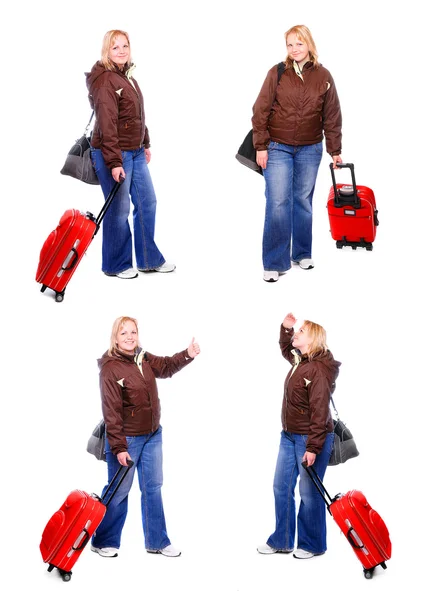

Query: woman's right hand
[256,150,268,169]
[283,313,296,329]
[117,451,132,466]
[111,166,126,182]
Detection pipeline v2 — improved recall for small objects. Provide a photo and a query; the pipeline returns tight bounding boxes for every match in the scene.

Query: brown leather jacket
[280,325,341,454]
[252,62,342,155]
[86,61,150,170]
[98,348,193,454]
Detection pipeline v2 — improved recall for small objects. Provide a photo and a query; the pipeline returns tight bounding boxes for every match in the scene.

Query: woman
[257,313,340,559]
[252,25,342,282]
[86,30,175,279]
[91,316,200,558]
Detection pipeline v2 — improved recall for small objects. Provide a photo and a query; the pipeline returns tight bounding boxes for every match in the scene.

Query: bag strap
[84,111,95,136]
[277,61,285,83]
[330,395,339,420]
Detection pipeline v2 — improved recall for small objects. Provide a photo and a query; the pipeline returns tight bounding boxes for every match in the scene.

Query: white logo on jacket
[117,378,125,387]
[304,378,311,386]
[115,88,123,96]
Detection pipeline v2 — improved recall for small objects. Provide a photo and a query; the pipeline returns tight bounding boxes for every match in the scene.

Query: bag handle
[330,162,360,209]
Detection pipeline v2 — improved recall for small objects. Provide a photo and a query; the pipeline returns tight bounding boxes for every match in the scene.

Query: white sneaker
[293,549,320,559]
[155,262,176,273]
[147,544,181,557]
[91,545,119,558]
[293,259,314,270]
[105,268,138,279]
[138,262,176,273]
[257,543,292,554]
[257,543,277,554]
[263,270,279,282]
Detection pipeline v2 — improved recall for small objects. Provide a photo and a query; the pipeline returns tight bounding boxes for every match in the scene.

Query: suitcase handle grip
[62,248,79,271]
[346,527,364,550]
[329,162,360,209]
[72,528,90,552]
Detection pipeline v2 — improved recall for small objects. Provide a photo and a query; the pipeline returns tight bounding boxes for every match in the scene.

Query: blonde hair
[108,316,139,356]
[302,320,328,359]
[284,25,319,69]
[101,30,132,71]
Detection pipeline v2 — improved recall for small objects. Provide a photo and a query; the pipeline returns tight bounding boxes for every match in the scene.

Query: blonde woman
[257,313,340,559]
[91,316,200,558]
[252,25,343,282]
[86,30,175,278]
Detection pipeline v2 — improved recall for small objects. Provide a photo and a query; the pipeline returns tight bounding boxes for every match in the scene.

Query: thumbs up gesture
[187,337,201,358]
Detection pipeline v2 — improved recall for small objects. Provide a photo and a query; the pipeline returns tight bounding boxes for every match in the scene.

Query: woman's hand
[187,337,200,358]
[117,451,132,466]
[332,155,342,170]
[283,313,296,329]
[302,451,316,467]
[145,148,151,164]
[256,150,268,169]
[112,166,126,182]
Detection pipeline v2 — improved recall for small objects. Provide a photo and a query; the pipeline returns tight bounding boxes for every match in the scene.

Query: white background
[2,0,423,598]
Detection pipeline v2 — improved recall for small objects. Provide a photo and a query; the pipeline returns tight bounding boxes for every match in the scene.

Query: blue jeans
[263,142,323,272]
[267,430,334,554]
[91,147,165,274]
[92,426,171,551]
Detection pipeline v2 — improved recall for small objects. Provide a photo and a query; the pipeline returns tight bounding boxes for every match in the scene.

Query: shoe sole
[292,261,314,270]
[104,273,138,279]
[138,269,176,274]
[146,550,181,557]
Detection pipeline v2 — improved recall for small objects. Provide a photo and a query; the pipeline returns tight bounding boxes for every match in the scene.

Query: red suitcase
[36,180,121,303]
[327,163,379,251]
[40,461,133,582]
[303,464,391,579]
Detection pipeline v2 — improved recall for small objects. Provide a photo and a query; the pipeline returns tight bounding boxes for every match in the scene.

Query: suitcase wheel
[363,567,375,579]
[55,292,65,303]
[58,568,72,582]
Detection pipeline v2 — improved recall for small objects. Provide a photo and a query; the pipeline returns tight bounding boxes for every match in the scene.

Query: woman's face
[115,320,138,355]
[292,323,313,354]
[286,34,309,64]
[108,35,130,67]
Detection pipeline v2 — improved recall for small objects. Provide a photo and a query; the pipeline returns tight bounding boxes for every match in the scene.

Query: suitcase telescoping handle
[70,460,135,555]
[301,462,338,513]
[330,162,360,209]
[101,459,134,508]
[95,178,124,232]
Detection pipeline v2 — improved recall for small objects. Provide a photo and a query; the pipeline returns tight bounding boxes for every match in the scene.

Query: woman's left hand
[332,155,342,169]
[187,337,201,358]
[145,148,151,164]
[302,451,316,467]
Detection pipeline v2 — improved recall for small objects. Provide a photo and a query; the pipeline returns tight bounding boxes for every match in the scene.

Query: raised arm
[145,346,195,379]
[279,313,297,363]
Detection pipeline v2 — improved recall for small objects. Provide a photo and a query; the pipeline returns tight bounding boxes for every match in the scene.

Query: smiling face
[286,33,310,65]
[115,320,139,355]
[108,34,130,67]
[292,322,313,355]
